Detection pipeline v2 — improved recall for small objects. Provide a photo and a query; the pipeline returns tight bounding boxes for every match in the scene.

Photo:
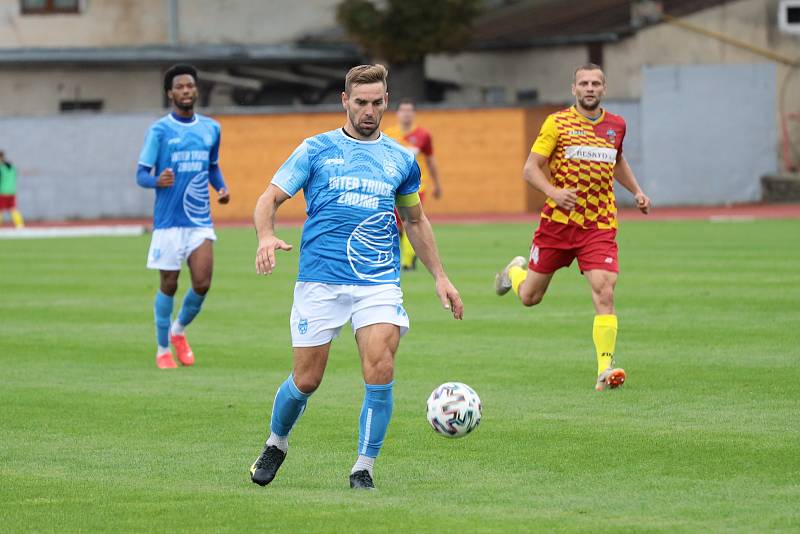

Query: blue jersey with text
[272,129,421,285]
[138,114,221,229]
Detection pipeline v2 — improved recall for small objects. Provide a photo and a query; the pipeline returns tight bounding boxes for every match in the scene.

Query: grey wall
[0,65,781,222]
[603,99,642,207]
[0,113,160,220]
[640,63,777,205]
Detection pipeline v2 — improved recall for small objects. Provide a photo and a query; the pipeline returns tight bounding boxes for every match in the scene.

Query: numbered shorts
[529,218,618,274]
[147,226,217,270]
[290,282,410,347]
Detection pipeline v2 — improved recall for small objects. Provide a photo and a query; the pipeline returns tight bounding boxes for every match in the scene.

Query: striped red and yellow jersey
[383,124,434,193]
[531,106,626,229]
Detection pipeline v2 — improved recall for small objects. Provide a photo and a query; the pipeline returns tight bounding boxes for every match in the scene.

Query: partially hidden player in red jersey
[384,99,442,270]
[495,63,651,391]
[0,150,24,228]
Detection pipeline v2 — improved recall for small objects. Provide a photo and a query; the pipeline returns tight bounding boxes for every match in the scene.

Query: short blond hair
[344,64,388,94]
[573,63,605,83]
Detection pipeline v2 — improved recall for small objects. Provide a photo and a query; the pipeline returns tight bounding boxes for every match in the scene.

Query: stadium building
[0,0,797,221]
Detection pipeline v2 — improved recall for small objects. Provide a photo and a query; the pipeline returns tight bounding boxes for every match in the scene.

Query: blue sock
[270,375,312,437]
[177,288,206,328]
[154,290,174,348]
[358,381,394,458]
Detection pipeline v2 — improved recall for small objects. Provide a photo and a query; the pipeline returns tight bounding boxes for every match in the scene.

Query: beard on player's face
[579,95,600,111]
[174,95,196,112]
[348,107,382,138]
[170,87,197,113]
[353,120,379,137]
[175,101,194,112]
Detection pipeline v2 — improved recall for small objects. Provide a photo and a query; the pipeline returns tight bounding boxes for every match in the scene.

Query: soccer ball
[426,382,482,438]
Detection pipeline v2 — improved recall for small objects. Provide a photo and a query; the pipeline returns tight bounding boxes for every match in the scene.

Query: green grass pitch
[1,219,798,532]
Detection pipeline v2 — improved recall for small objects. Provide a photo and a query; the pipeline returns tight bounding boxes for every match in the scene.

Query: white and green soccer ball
[426,382,482,438]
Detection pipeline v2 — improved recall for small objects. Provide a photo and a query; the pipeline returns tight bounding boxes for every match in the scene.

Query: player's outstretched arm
[614,155,651,214]
[254,184,293,275]
[397,202,464,320]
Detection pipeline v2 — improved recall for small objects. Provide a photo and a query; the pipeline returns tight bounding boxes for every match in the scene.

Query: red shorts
[529,218,618,274]
[0,195,16,210]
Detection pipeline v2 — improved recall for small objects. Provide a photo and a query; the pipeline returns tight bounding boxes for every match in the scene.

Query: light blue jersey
[272,129,421,285]
[138,113,221,229]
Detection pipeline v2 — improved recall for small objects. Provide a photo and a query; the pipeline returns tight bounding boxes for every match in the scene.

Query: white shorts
[290,282,410,347]
[146,227,217,270]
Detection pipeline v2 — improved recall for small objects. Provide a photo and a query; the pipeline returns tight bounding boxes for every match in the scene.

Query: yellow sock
[400,231,415,268]
[509,266,527,296]
[593,314,617,375]
[11,209,24,228]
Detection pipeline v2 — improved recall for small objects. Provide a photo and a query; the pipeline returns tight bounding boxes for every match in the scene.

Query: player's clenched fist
[156,168,175,187]
[551,188,578,211]
[634,192,651,214]
[255,236,293,275]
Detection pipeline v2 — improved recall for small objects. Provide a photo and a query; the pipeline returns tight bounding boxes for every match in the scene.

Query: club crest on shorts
[298,318,308,334]
[530,245,539,265]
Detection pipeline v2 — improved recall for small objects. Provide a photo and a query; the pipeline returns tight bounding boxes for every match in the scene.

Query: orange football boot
[156,351,178,369]
[170,333,195,366]
[596,367,626,391]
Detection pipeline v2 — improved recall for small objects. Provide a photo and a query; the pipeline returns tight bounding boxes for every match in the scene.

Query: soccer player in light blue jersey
[136,64,230,369]
[249,64,464,490]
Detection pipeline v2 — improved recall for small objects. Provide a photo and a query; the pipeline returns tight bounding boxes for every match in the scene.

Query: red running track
[7,203,800,229]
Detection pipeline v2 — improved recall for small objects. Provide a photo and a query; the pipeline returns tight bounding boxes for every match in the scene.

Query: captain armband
[395,192,420,208]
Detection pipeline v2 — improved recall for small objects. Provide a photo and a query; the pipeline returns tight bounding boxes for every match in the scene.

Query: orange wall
[211,106,561,222]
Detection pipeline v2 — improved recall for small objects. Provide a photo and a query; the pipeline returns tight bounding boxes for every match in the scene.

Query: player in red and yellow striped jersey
[384,99,442,270]
[495,63,651,391]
